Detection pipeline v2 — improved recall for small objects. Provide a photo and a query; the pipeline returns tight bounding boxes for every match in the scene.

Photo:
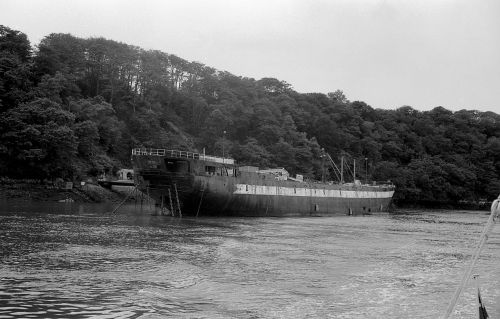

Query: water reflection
[1,202,499,318]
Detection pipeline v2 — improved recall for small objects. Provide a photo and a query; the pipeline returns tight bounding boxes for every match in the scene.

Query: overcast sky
[1,0,499,113]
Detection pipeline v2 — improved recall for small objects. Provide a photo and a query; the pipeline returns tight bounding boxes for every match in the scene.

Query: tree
[232,138,272,168]
[34,71,81,106]
[70,96,124,154]
[327,89,348,104]
[0,25,33,110]
[34,33,85,77]
[257,78,292,94]
[0,98,77,179]
[0,25,30,62]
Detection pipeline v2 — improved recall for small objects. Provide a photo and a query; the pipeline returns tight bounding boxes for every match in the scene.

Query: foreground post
[443,196,500,318]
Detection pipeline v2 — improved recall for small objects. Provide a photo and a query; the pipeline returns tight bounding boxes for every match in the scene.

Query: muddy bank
[0,179,138,203]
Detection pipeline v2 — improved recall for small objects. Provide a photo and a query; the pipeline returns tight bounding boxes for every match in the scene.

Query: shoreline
[393,201,491,211]
[0,179,133,203]
[1,179,490,211]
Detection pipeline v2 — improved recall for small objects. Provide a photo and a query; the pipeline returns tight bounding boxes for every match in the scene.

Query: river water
[1,201,499,318]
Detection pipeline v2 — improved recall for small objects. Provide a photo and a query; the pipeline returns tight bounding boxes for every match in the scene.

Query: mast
[340,156,344,184]
[321,152,326,183]
[365,157,368,184]
[324,152,342,183]
[353,159,356,183]
[222,130,226,164]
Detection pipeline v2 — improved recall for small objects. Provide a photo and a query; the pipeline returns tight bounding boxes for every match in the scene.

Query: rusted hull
[135,172,394,217]
[186,193,392,217]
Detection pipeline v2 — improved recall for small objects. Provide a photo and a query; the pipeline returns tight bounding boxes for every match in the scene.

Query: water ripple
[1,203,499,318]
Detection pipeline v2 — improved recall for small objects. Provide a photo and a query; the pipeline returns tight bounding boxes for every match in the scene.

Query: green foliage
[0,25,30,62]
[0,98,77,179]
[74,120,99,157]
[34,72,81,105]
[1,24,500,206]
[231,138,272,168]
[0,26,33,110]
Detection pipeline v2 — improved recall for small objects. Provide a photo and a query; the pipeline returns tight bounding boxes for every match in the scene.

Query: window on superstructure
[216,167,227,176]
[205,165,216,175]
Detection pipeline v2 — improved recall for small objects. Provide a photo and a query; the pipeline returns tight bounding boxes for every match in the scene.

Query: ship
[131,148,395,217]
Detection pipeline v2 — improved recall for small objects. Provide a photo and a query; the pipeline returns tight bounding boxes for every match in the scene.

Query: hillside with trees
[1,25,499,206]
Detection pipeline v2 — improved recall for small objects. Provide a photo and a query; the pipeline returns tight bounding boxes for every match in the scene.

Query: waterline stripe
[233,184,394,198]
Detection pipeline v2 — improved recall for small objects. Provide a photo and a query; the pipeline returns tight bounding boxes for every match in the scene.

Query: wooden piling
[160,195,165,215]
[168,188,174,217]
[196,184,205,218]
[174,183,182,218]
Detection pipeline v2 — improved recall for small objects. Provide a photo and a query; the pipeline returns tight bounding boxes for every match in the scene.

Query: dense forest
[1,25,499,205]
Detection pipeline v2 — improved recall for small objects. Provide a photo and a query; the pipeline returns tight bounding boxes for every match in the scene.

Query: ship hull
[136,172,394,217]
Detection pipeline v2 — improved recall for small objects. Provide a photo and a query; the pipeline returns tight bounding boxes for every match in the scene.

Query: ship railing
[369,180,395,187]
[131,148,234,165]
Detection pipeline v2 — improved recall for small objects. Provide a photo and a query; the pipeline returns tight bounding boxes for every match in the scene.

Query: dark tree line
[1,25,499,205]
